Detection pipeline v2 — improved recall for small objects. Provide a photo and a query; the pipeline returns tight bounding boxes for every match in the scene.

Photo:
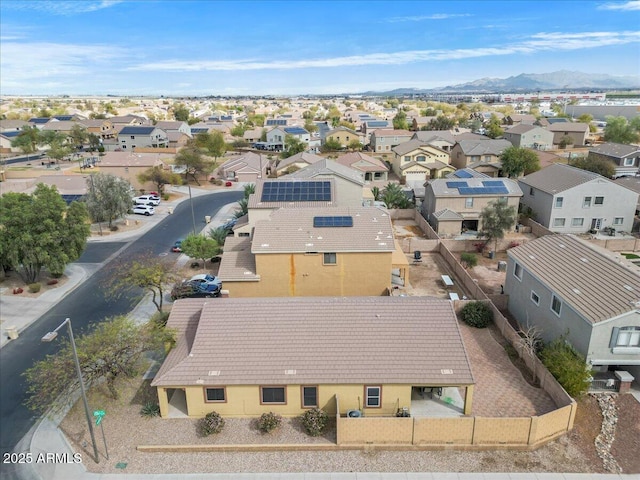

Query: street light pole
[42,318,100,463]
[187,183,197,235]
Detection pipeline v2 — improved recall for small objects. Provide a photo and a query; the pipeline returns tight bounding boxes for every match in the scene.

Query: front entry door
[591,218,603,231]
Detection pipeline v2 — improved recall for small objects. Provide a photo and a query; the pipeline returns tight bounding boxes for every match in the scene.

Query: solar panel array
[261,181,331,202]
[454,170,473,178]
[284,127,308,135]
[61,194,85,204]
[446,181,468,189]
[482,180,505,187]
[313,216,353,228]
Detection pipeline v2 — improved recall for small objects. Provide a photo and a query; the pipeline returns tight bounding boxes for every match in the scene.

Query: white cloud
[2,0,123,15]
[387,13,472,22]
[127,31,640,72]
[598,1,640,10]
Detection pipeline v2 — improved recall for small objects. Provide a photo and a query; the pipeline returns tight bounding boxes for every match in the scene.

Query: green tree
[46,142,72,163]
[558,135,573,149]
[392,110,408,130]
[500,146,540,178]
[281,135,306,158]
[348,139,363,151]
[478,199,517,253]
[11,125,39,159]
[230,124,246,137]
[243,183,256,199]
[425,115,455,131]
[234,197,249,218]
[69,124,88,148]
[208,226,230,249]
[172,103,190,122]
[137,166,182,196]
[371,186,380,201]
[87,133,101,152]
[180,233,221,268]
[570,155,616,178]
[106,253,177,313]
[485,114,504,139]
[540,337,592,398]
[320,138,343,153]
[206,131,227,161]
[0,184,90,283]
[604,116,640,144]
[380,182,412,209]
[84,172,133,228]
[174,141,209,185]
[24,315,169,412]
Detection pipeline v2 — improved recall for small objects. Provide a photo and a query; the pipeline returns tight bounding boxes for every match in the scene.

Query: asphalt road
[0,190,243,459]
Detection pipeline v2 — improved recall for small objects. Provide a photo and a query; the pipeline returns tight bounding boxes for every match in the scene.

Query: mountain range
[361,70,640,95]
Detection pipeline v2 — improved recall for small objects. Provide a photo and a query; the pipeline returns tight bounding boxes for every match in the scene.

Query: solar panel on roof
[260,181,331,202]
[458,186,509,195]
[446,181,468,189]
[454,170,473,178]
[313,216,353,227]
[482,180,505,187]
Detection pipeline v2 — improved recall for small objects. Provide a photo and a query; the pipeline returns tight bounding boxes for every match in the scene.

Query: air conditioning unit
[346,409,362,418]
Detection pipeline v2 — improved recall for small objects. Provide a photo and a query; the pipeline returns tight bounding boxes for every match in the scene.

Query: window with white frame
[571,218,584,227]
[594,196,604,205]
[365,386,381,408]
[465,197,473,208]
[623,157,635,166]
[555,197,564,208]
[613,217,624,225]
[530,291,540,305]
[551,295,562,316]
[404,156,411,162]
[514,262,523,280]
[553,218,566,227]
[612,327,640,348]
[583,197,592,208]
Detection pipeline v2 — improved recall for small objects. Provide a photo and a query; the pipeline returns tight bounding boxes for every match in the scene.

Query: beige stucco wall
[432,196,521,231]
[224,251,392,297]
[435,219,462,236]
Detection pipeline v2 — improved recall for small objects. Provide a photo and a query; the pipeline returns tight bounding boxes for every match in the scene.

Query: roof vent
[196,379,204,384]
[372,218,378,222]
[558,243,565,248]
[624,285,634,291]
[305,243,314,247]
[441,369,454,375]
[261,243,270,247]
[208,370,220,376]
[285,369,296,375]
[572,288,581,295]
[580,257,589,263]
[378,242,387,246]
[529,255,536,259]
[317,236,323,240]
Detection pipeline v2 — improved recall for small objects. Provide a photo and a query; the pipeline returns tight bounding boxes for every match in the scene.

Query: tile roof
[251,206,395,254]
[505,124,539,135]
[429,177,522,196]
[217,236,259,281]
[371,129,412,137]
[151,296,474,387]
[455,139,512,155]
[248,178,336,209]
[590,142,640,159]
[219,152,268,174]
[518,163,603,194]
[508,234,640,323]
[276,151,324,170]
[288,158,365,185]
[547,122,589,133]
[412,130,457,144]
[445,168,490,179]
[335,152,388,172]
[433,208,464,220]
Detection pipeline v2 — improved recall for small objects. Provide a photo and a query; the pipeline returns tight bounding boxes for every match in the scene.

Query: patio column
[464,385,474,415]
[157,387,169,418]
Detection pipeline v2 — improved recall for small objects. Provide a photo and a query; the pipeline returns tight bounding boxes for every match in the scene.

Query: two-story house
[391,140,453,183]
[421,176,523,237]
[218,206,405,297]
[503,125,554,150]
[369,129,413,153]
[588,143,640,179]
[118,126,169,150]
[518,164,638,234]
[266,127,310,151]
[504,234,640,385]
[335,152,389,182]
[547,122,589,147]
[79,119,115,139]
[324,126,363,149]
[450,139,512,176]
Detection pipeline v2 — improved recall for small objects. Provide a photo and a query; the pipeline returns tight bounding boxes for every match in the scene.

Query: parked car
[222,217,237,232]
[132,205,155,216]
[170,281,220,300]
[188,273,222,292]
[171,240,183,252]
[133,195,160,206]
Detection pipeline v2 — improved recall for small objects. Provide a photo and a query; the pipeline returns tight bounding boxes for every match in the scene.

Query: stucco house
[324,126,363,148]
[421,176,523,237]
[503,125,554,150]
[335,152,389,182]
[0,131,23,153]
[118,126,169,150]
[218,206,406,297]
[369,129,413,153]
[96,151,169,190]
[588,143,640,179]
[273,151,324,175]
[79,119,116,139]
[391,139,453,182]
[547,122,589,147]
[518,164,638,234]
[504,234,640,385]
[151,296,474,418]
[155,121,192,138]
[450,139,512,175]
[266,127,310,151]
[217,151,269,182]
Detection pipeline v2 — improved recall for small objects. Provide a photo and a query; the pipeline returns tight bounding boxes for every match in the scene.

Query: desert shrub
[300,408,328,437]
[257,412,282,433]
[540,338,592,398]
[197,411,225,436]
[460,301,493,328]
[140,402,160,418]
[110,225,119,232]
[460,252,477,269]
[50,271,63,278]
[151,311,170,328]
[27,282,41,293]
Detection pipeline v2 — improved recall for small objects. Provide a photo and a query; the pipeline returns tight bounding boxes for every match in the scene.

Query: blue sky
[1,0,639,95]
